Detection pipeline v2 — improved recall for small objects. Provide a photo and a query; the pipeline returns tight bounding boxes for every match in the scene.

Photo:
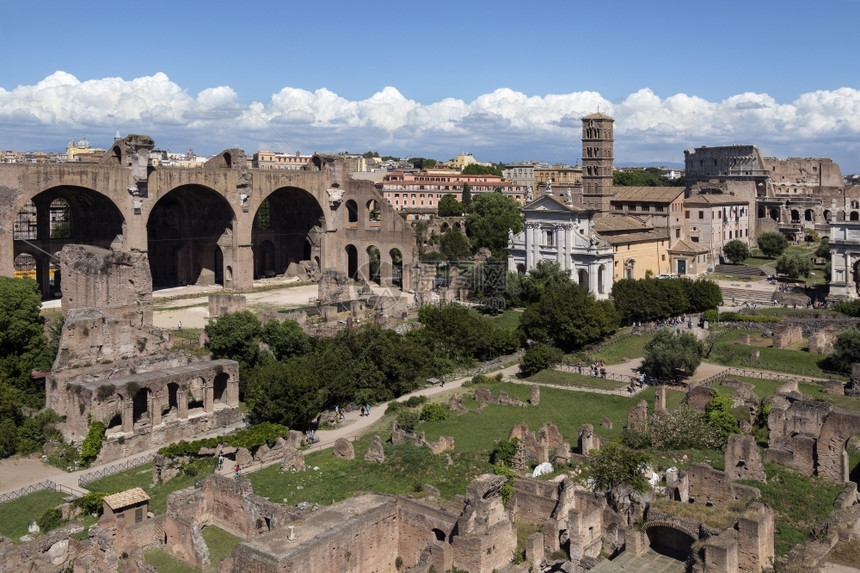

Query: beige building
[593,215,671,280]
[253,150,313,170]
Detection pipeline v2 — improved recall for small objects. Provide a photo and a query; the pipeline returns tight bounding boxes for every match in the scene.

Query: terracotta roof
[684,193,749,206]
[599,229,669,245]
[668,239,709,254]
[593,215,649,233]
[103,487,150,510]
[611,186,684,203]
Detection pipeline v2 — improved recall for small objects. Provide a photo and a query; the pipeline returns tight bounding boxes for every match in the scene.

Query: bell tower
[581,113,615,213]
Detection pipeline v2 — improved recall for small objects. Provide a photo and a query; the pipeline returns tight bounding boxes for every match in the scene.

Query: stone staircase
[720,284,776,306]
[713,263,765,278]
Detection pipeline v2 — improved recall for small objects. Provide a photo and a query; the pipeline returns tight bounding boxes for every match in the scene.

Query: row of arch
[759,205,860,223]
[11,184,326,297]
[345,244,404,287]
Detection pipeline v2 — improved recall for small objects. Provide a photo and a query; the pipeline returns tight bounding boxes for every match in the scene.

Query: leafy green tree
[205,311,263,371]
[723,240,750,264]
[465,191,523,258]
[461,183,472,208]
[437,194,464,217]
[705,394,740,442]
[519,343,563,377]
[611,278,690,325]
[826,328,860,373]
[757,232,789,258]
[641,328,704,382]
[506,261,572,306]
[682,278,723,313]
[490,438,519,466]
[462,163,503,176]
[775,253,812,279]
[439,227,472,261]
[613,170,669,186]
[418,303,518,362]
[419,403,447,422]
[519,283,620,351]
[261,319,310,361]
[584,441,652,511]
[248,359,325,429]
[815,237,831,260]
[0,277,53,408]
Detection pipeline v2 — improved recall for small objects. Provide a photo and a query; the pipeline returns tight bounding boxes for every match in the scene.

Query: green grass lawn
[0,489,68,541]
[709,328,845,380]
[248,382,660,506]
[484,309,522,331]
[526,369,628,391]
[593,331,655,365]
[86,458,216,514]
[143,525,241,572]
[739,463,845,557]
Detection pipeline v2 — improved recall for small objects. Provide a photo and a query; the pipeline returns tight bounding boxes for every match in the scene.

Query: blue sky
[2,0,859,171]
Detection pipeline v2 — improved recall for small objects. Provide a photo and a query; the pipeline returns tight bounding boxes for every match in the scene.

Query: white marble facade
[508,194,613,299]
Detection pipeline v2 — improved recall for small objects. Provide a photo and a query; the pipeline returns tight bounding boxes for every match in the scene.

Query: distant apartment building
[534,163,582,195]
[253,150,313,170]
[378,170,529,220]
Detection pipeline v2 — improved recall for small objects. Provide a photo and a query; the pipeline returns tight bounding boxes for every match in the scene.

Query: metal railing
[78,453,156,488]
[697,366,839,388]
[0,480,86,504]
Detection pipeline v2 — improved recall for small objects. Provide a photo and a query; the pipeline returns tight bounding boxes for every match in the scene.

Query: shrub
[519,343,563,377]
[74,492,107,516]
[80,420,106,466]
[419,403,447,422]
[396,411,420,432]
[386,400,403,414]
[404,395,427,408]
[490,438,519,466]
[37,507,64,532]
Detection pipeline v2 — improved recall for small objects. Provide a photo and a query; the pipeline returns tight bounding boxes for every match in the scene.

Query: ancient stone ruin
[46,244,242,463]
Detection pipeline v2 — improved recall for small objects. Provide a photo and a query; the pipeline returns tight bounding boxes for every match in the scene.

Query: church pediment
[522,194,575,213]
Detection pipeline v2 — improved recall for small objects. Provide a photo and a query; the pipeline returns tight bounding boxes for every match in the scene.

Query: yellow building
[593,215,671,280]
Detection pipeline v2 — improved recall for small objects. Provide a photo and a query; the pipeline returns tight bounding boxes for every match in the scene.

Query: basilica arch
[0,136,416,295]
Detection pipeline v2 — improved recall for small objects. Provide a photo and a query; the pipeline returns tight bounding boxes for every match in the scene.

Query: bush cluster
[157,422,287,458]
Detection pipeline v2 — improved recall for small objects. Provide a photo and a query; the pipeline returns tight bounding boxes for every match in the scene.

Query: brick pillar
[543,518,560,552]
[204,383,214,413]
[655,386,666,413]
[177,389,188,419]
[150,392,161,426]
[122,401,134,433]
[227,379,240,407]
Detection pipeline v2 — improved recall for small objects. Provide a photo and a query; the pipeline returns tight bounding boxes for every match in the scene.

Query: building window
[698,211,704,219]
[685,210,690,219]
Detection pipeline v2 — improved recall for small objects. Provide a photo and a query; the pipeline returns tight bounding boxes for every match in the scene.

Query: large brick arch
[146,184,239,288]
[10,183,127,297]
[644,520,699,561]
[0,137,417,292]
[251,186,326,279]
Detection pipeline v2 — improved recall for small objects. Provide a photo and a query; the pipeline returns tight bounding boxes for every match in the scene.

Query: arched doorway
[214,372,229,406]
[132,387,151,427]
[389,248,403,288]
[252,188,325,278]
[646,525,694,561]
[147,185,236,288]
[346,245,358,280]
[367,246,381,284]
[578,268,589,290]
[14,187,125,298]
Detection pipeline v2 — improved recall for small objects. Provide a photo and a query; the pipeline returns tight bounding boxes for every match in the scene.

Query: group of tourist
[578,361,607,378]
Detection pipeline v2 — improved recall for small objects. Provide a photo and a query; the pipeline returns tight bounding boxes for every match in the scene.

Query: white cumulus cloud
[1,72,859,171]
